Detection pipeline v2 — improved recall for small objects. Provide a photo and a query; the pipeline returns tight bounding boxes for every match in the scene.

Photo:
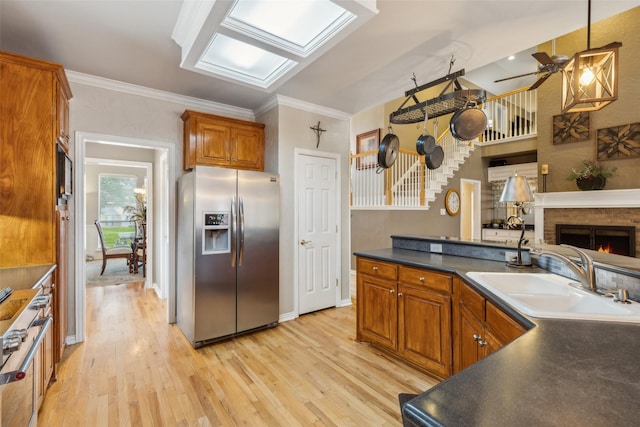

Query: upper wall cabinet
[57,83,71,153]
[181,110,265,171]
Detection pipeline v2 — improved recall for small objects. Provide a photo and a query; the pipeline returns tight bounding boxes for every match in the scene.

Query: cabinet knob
[372,266,378,271]
[419,277,425,282]
[472,334,482,341]
[478,340,488,347]
[389,289,395,294]
[398,292,403,297]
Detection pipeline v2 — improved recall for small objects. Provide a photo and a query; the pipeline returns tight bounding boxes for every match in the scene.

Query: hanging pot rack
[389,69,486,125]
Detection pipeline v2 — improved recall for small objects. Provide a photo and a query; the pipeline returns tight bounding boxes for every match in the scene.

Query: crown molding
[65,70,255,121]
[255,94,351,120]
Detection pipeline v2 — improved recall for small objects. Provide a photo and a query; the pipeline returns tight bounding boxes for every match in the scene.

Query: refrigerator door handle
[231,196,237,267]
[239,197,245,266]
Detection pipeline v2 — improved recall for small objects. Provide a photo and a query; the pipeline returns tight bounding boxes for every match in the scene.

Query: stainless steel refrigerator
[176,166,279,347]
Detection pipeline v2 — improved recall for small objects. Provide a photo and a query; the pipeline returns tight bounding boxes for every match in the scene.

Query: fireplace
[556,224,636,257]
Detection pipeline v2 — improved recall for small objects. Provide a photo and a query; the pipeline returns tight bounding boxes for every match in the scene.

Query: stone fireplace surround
[534,189,640,250]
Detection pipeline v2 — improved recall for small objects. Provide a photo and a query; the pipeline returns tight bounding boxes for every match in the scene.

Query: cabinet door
[231,125,264,171]
[56,83,70,152]
[196,120,231,167]
[479,326,504,359]
[55,206,68,370]
[357,274,397,350]
[457,305,483,372]
[398,284,452,378]
[485,301,526,345]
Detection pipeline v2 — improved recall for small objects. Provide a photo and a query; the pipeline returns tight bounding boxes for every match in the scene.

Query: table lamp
[499,173,534,267]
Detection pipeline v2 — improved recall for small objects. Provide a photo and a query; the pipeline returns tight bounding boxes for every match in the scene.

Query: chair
[94,220,133,275]
[132,222,147,277]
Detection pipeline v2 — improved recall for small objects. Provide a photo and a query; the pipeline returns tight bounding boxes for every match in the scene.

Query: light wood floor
[39,282,438,426]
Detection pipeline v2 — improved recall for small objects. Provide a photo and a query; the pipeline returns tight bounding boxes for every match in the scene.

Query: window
[98,174,137,247]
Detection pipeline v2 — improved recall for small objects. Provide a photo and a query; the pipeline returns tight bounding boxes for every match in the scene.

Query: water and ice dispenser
[202,212,230,254]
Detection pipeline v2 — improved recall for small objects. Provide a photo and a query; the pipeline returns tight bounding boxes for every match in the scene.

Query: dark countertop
[0,264,56,291]
[354,249,640,427]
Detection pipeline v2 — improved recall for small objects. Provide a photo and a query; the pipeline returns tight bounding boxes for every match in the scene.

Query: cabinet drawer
[357,258,397,281]
[398,266,452,293]
[486,301,526,343]
[459,283,485,320]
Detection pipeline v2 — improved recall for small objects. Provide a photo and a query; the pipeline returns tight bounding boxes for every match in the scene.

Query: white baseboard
[279,311,297,323]
[337,298,352,307]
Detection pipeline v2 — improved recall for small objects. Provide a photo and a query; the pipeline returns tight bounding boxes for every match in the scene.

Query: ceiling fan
[494,51,569,90]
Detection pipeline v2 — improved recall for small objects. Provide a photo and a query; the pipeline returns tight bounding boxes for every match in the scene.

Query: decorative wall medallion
[597,123,640,160]
[552,112,590,144]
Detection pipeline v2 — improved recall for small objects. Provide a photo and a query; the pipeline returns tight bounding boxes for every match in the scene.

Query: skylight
[172,0,378,90]
[198,34,297,88]
[224,0,355,57]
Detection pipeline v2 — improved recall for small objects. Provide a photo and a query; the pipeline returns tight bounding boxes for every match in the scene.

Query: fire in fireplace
[556,224,636,257]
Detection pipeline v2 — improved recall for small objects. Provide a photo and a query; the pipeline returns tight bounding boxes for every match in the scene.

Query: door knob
[300,240,312,246]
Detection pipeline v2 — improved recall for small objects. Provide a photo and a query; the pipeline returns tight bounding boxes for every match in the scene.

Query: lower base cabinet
[357,257,453,379]
[454,281,526,373]
[356,256,528,378]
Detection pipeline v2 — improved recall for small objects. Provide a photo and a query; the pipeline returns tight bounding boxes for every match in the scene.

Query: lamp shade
[499,174,534,203]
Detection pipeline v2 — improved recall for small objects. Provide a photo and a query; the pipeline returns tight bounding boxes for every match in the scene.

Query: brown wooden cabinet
[453,281,526,373]
[55,206,69,372]
[0,50,71,408]
[181,110,265,171]
[56,83,71,153]
[0,50,72,267]
[357,257,453,378]
[357,258,398,350]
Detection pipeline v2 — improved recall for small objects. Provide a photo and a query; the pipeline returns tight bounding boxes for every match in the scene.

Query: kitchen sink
[466,272,640,323]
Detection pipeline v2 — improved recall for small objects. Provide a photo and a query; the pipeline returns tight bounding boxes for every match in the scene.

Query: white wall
[67,80,253,337]
[270,105,351,315]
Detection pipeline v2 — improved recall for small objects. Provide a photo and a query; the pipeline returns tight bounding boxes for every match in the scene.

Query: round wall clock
[445,189,460,216]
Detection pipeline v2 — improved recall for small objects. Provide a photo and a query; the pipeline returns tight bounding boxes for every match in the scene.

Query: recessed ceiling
[172,0,377,90]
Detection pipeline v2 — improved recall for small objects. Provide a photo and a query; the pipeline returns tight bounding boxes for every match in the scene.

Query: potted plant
[124,191,147,237]
[566,160,616,190]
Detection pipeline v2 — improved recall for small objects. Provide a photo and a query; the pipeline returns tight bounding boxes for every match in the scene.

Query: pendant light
[561,0,622,113]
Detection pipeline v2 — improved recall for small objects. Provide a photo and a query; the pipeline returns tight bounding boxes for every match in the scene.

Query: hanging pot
[377,128,400,171]
[450,102,487,141]
[426,145,444,170]
[416,108,436,155]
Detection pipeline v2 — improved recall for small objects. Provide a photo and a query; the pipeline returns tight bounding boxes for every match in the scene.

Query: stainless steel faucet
[532,244,598,292]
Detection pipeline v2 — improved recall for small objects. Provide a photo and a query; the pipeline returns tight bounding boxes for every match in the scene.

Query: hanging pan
[377,127,400,172]
[425,119,444,170]
[416,107,436,155]
[426,146,444,170]
[450,100,487,141]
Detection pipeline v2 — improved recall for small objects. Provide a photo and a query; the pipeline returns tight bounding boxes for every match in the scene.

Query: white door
[297,153,338,314]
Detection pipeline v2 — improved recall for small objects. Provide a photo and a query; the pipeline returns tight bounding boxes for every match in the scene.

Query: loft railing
[350,87,537,208]
[480,88,537,144]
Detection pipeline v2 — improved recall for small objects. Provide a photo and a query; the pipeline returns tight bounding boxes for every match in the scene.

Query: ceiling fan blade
[532,51,553,65]
[527,72,552,91]
[494,71,539,83]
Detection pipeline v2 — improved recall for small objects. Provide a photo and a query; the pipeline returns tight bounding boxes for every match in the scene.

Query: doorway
[73,132,176,344]
[84,157,151,286]
[295,149,341,315]
[460,179,481,240]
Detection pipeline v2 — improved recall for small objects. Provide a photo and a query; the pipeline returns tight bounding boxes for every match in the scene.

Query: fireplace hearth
[556,224,636,257]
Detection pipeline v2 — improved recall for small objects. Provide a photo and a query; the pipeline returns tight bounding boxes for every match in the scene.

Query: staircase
[390,132,477,208]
